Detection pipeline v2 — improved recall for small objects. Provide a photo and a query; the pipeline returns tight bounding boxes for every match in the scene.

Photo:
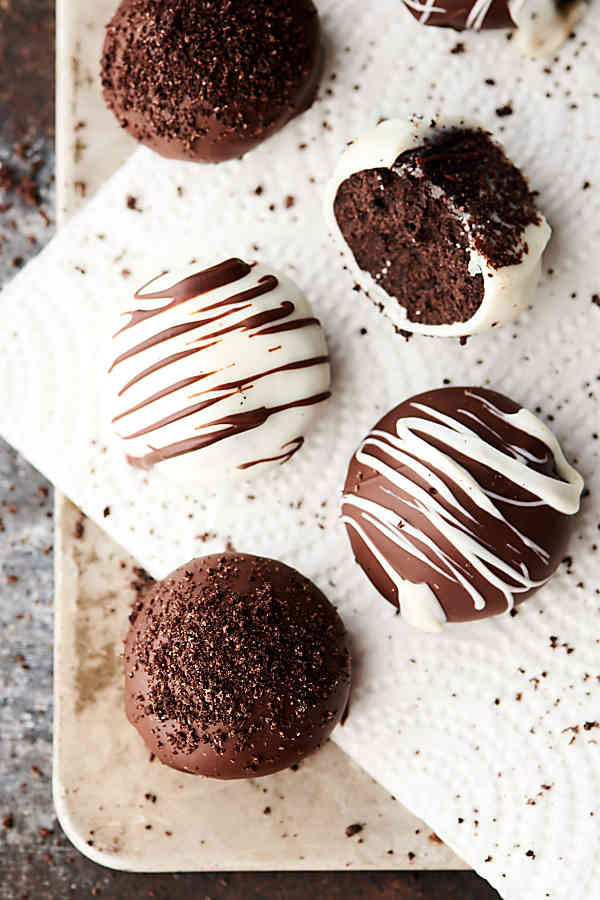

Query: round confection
[342,386,583,631]
[326,118,551,338]
[109,258,331,483]
[124,553,352,778]
[400,0,583,56]
[101,0,322,163]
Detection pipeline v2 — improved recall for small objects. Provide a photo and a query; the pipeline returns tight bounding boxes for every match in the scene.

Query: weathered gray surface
[1,0,58,882]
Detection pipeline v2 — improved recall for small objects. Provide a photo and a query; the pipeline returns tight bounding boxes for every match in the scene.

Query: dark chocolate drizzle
[109,312,242,372]
[117,346,219,397]
[126,392,330,470]
[113,372,218,422]
[238,437,305,470]
[111,299,298,373]
[207,356,329,394]
[252,316,320,337]
[115,258,252,334]
[136,258,251,300]
[117,357,328,439]
[122,392,238,441]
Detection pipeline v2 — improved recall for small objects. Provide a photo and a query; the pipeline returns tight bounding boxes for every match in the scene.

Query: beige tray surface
[52,0,465,872]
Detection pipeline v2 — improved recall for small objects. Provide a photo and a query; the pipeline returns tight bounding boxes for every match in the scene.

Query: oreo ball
[101,0,322,163]
[342,387,583,631]
[124,553,351,778]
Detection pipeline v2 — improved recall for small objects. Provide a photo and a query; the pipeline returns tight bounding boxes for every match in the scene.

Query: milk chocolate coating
[343,387,582,625]
[403,0,514,30]
[401,0,579,36]
[101,0,322,163]
[124,554,351,778]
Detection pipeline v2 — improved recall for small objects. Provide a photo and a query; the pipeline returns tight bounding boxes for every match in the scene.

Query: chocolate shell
[124,553,352,778]
[343,387,583,631]
[400,0,584,56]
[101,0,322,163]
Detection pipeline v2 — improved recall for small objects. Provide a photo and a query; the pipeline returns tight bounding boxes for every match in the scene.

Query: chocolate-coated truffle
[101,0,322,163]
[109,258,331,483]
[342,387,583,631]
[124,553,352,778]
[401,0,583,56]
[327,118,551,338]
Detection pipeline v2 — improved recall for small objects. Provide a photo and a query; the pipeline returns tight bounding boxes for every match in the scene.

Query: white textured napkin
[2,1,600,895]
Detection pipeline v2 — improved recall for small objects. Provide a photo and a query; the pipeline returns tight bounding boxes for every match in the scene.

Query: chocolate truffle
[124,553,352,778]
[327,118,551,338]
[342,387,583,631]
[401,0,584,56]
[101,0,322,163]
[109,258,331,482]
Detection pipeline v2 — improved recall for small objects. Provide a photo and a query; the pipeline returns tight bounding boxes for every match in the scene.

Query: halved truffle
[124,553,352,778]
[342,386,583,631]
[326,118,551,337]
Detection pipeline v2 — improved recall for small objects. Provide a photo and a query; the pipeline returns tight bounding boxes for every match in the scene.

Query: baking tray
[52,0,465,872]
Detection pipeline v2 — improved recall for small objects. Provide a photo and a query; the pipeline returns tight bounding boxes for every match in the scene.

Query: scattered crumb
[73,515,85,539]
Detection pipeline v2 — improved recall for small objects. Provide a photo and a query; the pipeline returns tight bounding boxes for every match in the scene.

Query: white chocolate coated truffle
[109,258,331,483]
